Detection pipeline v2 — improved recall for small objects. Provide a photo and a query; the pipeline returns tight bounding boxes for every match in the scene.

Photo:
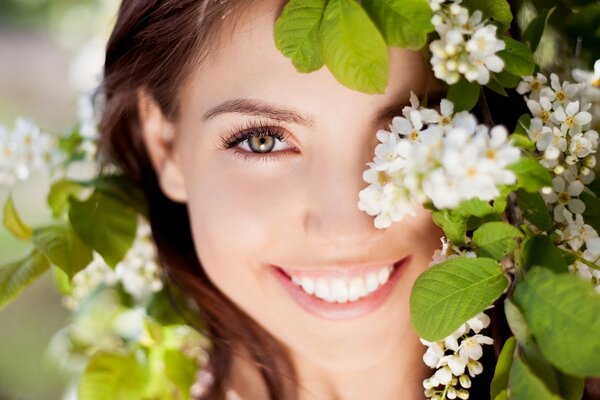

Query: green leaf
[51,266,72,295]
[432,209,467,245]
[463,0,513,32]
[3,195,32,240]
[486,78,508,96]
[362,0,433,49]
[163,350,197,399]
[473,222,523,260]
[79,352,150,400]
[447,79,480,112]
[0,250,50,310]
[522,7,556,53]
[410,256,509,341]
[555,370,585,400]
[33,224,93,279]
[581,192,600,234]
[510,133,535,152]
[508,355,562,400]
[494,390,508,400]
[48,179,85,218]
[495,69,521,89]
[508,157,552,193]
[513,267,600,377]
[514,114,531,136]
[515,189,552,231]
[504,299,532,346]
[69,191,138,268]
[498,37,535,77]
[319,0,389,94]
[91,175,148,218]
[522,234,569,273]
[491,336,517,399]
[274,0,326,73]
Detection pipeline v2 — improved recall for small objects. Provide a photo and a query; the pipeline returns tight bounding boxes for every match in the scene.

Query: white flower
[458,334,493,361]
[541,73,580,108]
[560,209,598,251]
[553,101,592,134]
[517,73,548,96]
[527,97,554,124]
[542,175,586,222]
[569,132,596,158]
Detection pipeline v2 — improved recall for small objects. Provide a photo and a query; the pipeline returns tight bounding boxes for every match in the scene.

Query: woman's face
[146,3,442,373]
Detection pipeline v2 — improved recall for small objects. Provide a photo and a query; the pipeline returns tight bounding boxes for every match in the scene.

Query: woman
[100,1,499,399]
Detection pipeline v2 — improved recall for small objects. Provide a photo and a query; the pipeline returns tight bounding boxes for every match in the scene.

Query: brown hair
[99,1,297,399]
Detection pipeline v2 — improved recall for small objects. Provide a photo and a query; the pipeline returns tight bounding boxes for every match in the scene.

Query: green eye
[248,134,276,153]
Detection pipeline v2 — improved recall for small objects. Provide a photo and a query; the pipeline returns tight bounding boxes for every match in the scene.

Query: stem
[441,383,450,400]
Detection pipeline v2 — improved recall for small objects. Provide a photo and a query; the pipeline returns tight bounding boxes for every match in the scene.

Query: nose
[301,140,385,249]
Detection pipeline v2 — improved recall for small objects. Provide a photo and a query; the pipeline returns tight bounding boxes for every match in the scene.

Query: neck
[229,328,429,400]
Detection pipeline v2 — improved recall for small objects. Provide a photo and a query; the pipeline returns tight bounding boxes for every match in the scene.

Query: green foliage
[514,268,600,377]
[273,0,326,73]
[473,222,523,260]
[78,352,150,400]
[447,79,481,112]
[432,209,468,245]
[69,190,138,268]
[490,336,516,399]
[3,195,33,241]
[522,7,556,53]
[362,0,433,49]
[508,157,552,193]
[522,234,569,273]
[163,350,198,398]
[515,189,552,232]
[32,224,93,279]
[498,37,536,77]
[319,0,389,94]
[508,355,562,400]
[0,250,50,311]
[410,256,508,341]
[48,179,86,218]
[463,0,512,32]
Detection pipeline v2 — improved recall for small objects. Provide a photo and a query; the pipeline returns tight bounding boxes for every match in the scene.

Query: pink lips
[270,257,410,321]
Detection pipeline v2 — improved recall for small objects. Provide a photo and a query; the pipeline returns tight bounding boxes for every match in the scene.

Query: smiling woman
[101,1,449,399]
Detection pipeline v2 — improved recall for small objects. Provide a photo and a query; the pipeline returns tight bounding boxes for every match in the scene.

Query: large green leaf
[490,336,517,399]
[319,0,389,94]
[473,221,523,260]
[274,0,326,73]
[463,0,513,32]
[498,37,535,77]
[0,250,49,310]
[513,267,600,377]
[32,224,93,279]
[410,256,509,341]
[508,355,562,400]
[362,0,433,49]
[508,157,552,193]
[79,352,150,400]
[3,195,32,240]
[69,190,138,268]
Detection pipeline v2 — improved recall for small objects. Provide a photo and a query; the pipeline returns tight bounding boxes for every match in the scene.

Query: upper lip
[273,256,408,279]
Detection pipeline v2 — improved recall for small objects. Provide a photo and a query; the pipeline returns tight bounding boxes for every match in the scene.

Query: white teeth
[289,265,394,303]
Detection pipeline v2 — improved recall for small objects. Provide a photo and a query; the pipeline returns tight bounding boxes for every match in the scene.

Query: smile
[270,257,411,320]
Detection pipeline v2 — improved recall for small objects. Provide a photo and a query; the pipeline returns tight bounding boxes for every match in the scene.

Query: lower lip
[270,257,410,321]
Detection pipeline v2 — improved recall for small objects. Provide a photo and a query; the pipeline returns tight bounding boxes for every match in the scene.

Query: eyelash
[218,119,295,162]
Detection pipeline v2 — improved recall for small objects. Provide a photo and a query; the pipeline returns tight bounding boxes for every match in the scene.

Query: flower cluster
[64,221,163,309]
[421,311,494,399]
[518,70,600,292]
[428,0,505,85]
[358,93,520,228]
[0,118,65,186]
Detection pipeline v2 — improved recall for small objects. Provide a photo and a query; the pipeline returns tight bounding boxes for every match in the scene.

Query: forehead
[180,2,434,120]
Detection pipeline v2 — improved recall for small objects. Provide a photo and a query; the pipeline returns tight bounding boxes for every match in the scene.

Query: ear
[137,89,188,202]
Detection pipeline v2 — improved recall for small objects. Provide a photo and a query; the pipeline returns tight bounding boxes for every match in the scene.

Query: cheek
[181,157,301,300]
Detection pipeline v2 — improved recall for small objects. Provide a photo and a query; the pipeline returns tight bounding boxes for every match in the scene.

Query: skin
[139,3,444,399]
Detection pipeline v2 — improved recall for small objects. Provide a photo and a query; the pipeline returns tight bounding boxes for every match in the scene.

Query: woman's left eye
[219,125,296,160]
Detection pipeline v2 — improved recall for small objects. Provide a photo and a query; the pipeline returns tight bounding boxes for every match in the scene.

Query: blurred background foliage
[0,1,118,398]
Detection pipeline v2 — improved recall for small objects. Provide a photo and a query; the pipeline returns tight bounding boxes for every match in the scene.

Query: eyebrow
[202,98,315,126]
[202,89,448,128]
